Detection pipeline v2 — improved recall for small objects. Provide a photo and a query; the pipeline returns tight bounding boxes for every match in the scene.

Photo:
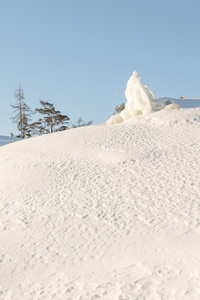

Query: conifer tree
[71,118,93,128]
[114,102,125,114]
[10,84,32,138]
[33,100,70,134]
[28,119,48,136]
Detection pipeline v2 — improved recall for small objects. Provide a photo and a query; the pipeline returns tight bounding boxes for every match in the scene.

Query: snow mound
[164,103,181,110]
[107,71,200,125]
[107,71,165,124]
[1,107,200,299]
[139,107,200,126]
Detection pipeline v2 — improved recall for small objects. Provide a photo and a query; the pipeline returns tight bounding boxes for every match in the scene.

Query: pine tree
[28,119,48,136]
[71,118,93,128]
[114,102,125,114]
[33,100,70,134]
[10,84,32,138]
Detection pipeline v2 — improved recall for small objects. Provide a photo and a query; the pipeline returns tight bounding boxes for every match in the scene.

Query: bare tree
[10,84,32,138]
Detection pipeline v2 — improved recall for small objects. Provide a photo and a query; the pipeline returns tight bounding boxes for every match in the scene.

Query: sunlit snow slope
[1,104,200,299]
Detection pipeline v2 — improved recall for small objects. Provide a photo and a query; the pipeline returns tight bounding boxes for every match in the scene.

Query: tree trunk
[19,86,23,138]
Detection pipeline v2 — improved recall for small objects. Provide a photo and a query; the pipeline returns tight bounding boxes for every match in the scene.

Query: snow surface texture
[106,71,200,125]
[1,99,200,299]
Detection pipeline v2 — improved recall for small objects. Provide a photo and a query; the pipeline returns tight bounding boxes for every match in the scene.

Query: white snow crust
[1,100,200,299]
[107,71,200,125]
[107,71,165,124]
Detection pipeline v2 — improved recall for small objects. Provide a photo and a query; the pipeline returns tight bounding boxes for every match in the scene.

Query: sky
[0,0,200,136]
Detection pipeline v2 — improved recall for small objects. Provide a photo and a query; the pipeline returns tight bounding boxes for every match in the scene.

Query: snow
[0,136,21,147]
[1,99,200,299]
[107,71,165,124]
[106,71,200,125]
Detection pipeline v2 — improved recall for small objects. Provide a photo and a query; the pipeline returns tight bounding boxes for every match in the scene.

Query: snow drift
[1,99,200,299]
[107,71,165,124]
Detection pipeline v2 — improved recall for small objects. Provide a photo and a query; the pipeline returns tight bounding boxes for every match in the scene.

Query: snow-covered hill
[1,102,200,299]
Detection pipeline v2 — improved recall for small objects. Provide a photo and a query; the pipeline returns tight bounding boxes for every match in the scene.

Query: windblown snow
[1,83,200,299]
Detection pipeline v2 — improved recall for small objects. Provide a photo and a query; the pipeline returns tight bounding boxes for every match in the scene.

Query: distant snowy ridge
[156,96,200,109]
[0,135,22,147]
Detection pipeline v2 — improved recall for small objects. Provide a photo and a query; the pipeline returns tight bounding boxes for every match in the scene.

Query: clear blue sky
[0,0,200,136]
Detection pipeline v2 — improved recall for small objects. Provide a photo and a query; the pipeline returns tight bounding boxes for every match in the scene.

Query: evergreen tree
[114,102,125,114]
[71,118,93,128]
[28,119,48,136]
[33,100,70,134]
[10,84,32,138]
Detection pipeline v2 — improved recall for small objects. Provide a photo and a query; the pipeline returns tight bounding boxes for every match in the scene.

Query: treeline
[10,85,93,138]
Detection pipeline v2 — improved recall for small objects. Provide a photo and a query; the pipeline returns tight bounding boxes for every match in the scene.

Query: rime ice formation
[107,71,165,124]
